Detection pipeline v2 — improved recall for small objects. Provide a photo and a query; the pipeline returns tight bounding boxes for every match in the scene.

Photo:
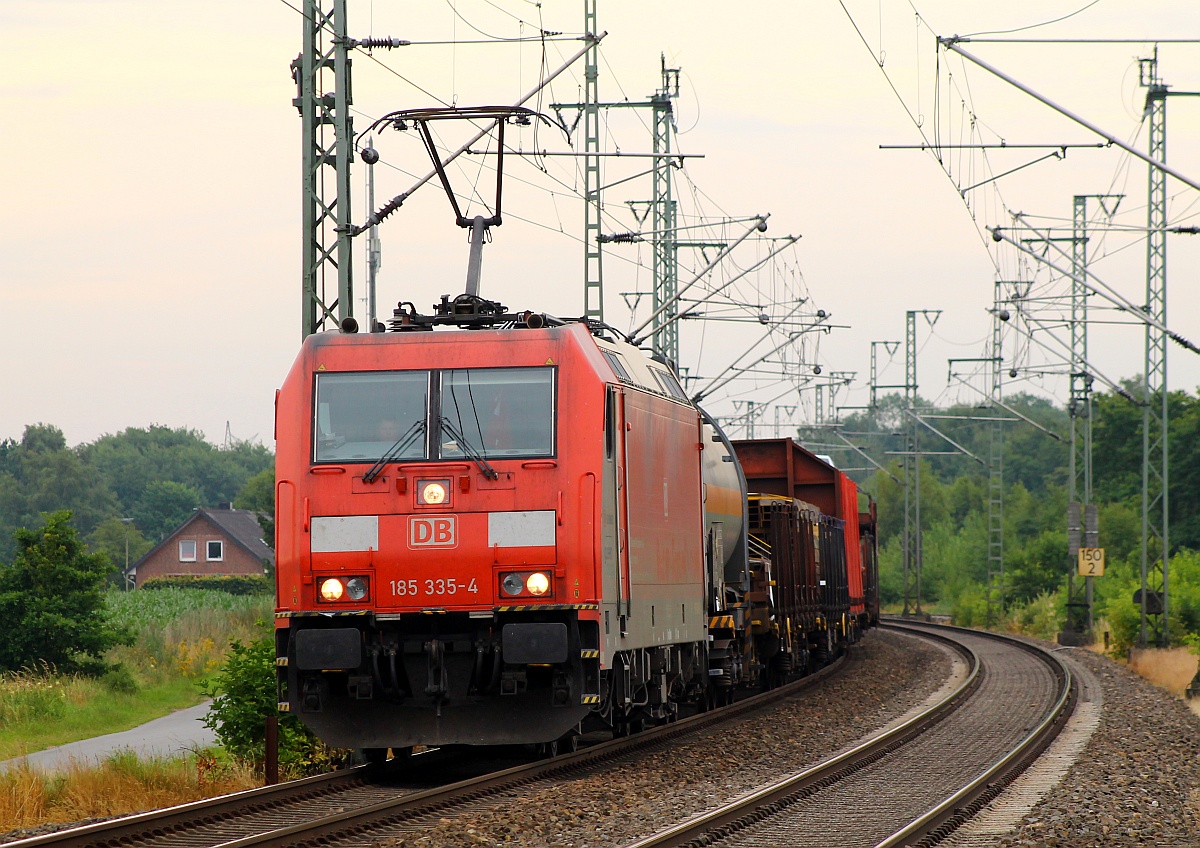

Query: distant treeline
[799,381,1200,647]
[0,424,274,574]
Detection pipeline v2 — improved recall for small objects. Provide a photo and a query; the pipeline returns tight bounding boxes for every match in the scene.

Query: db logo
[408,515,457,548]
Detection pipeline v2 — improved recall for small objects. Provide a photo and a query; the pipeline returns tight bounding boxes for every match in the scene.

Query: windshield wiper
[362,419,426,483]
[439,416,499,480]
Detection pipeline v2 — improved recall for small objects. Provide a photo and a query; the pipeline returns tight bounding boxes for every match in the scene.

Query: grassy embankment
[0,588,270,832]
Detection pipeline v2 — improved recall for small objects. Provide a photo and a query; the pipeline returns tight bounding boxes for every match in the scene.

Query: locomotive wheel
[540,739,560,758]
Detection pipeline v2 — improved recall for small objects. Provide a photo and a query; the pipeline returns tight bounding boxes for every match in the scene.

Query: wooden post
[265,715,279,785]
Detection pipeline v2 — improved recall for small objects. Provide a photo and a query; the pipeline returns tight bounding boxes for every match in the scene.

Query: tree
[235,468,275,548]
[133,480,202,541]
[87,518,153,585]
[0,511,130,674]
[0,425,120,561]
[81,425,273,518]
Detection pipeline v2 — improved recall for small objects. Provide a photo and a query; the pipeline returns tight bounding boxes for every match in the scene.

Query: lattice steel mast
[1139,51,1169,647]
[296,0,354,337]
[650,58,681,366]
[985,285,1005,628]
[903,311,920,616]
[582,0,604,323]
[1062,195,1104,643]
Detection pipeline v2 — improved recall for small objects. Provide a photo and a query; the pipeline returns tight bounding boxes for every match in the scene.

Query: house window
[206,540,224,562]
[179,540,197,562]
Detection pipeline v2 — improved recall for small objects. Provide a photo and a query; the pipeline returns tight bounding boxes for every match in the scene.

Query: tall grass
[104,588,273,683]
[0,751,258,833]
[0,664,79,729]
[0,589,273,758]
[0,587,275,834]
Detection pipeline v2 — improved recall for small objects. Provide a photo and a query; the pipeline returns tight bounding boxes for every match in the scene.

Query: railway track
[622,621,1074,848]
[3,647,854,848]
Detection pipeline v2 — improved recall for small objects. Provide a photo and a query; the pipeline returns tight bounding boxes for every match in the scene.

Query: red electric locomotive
[273,295,875,755]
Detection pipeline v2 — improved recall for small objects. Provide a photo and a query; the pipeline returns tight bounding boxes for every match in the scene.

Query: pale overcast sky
[3,1,1198,448]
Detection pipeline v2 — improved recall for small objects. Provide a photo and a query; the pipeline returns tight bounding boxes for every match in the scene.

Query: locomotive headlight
[346,577,368,601]
[502,573,525,596]
[319,578,345,601]
[418,480,448,505]
[526,572,550,596]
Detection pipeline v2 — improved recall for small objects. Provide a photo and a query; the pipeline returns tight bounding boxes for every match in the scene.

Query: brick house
[129,504,274,587]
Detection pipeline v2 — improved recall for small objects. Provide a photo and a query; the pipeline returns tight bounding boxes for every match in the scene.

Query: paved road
[0,701,217,773]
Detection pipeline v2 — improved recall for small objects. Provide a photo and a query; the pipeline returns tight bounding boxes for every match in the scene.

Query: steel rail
[206,652,853,848]
[620,624,980,848]
[2,766,372,848]
[872,622,1075,847]
[13,652,853,848]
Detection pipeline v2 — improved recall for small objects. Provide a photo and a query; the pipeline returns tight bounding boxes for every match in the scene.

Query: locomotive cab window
[314,371,430,463]
[439,367,555,459]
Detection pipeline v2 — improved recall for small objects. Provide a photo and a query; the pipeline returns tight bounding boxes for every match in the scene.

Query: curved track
[623,621,1074,848]
[3,650,854,848]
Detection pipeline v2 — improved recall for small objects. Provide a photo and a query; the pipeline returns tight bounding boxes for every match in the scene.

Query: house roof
[128,506,275,573]
[201,507,275,563]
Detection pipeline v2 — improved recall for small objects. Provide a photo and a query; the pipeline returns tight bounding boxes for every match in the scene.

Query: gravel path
[369,628,955,848]
[991,644,1200,847]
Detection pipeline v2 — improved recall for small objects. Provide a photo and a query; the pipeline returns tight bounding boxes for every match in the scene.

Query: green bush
[201,635,337,775]
[1005,590,1064,641]
[99,665,139,695]
[950,583,990,629]
[141,575,272,596]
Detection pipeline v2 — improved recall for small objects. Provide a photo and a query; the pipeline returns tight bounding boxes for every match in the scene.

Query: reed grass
[0,750,258,834]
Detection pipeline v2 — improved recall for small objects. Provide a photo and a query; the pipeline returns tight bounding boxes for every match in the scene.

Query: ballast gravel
[372,629,954,848]
[9,630,1198,847]
[376,634,1200,848]
[995,644,1200,848]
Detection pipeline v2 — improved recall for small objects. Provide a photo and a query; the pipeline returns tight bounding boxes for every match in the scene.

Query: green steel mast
[297,0,354,338]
